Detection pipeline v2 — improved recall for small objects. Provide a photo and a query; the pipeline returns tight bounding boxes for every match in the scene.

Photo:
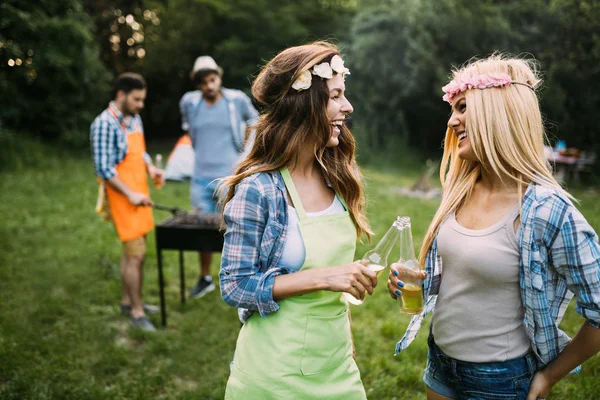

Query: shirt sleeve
[240,93,259,124]
[179,94,190,132]
[550,206,600,328]
[219,178,287,317]
[91,119,118,180]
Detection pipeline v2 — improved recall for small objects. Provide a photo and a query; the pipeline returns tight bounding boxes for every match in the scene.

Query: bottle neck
[371,224,401,264]
[399,223,417,262]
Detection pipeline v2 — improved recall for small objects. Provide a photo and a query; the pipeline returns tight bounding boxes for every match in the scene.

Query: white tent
[164,135,194,181]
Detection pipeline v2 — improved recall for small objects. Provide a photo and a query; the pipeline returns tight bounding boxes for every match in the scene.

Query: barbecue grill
[155,206,224,327]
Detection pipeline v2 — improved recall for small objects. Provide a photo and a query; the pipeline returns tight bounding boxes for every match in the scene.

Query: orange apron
[104,106,154,242]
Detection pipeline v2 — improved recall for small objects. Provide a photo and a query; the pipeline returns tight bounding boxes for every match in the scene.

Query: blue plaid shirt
[220,171,290,323]
[90,102,151,180]
[396,183,600,370]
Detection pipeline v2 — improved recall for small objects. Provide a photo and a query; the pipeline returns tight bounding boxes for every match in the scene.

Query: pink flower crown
[442,72,533,104]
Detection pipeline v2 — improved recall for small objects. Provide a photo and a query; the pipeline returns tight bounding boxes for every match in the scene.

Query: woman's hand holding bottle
[344,217,403,305]
[387,263,427,300]
[318,260,378,301]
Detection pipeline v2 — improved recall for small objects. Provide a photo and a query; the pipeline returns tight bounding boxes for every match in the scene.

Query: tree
[348,0,600,165]
[1,0,111,146]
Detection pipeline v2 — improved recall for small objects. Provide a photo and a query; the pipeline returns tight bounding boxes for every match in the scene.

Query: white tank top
[432,205,531,362]
[277,195,346,271]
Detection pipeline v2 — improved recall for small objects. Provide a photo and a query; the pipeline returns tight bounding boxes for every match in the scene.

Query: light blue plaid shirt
[90,102,151,180]
[396,183,600,370]
[219,171,290,323]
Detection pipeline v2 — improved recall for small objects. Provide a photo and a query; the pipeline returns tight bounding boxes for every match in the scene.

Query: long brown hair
[221,41,372,240]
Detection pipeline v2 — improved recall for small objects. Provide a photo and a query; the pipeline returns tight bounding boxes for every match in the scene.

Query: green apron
[225,168,367,400]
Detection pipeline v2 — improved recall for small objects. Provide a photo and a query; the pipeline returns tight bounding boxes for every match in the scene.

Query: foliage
[0,147,598,399]
[84,0,147,74]
[2,0,598,164]
[0,0,111,147]
[347,0,600,163]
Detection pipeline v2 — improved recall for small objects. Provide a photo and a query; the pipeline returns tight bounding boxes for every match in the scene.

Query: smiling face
[325,73,353,148]
[447,92,478,162]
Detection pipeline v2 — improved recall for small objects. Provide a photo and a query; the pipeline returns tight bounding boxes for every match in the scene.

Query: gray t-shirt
[190,98,239,179]
[432,206,531,362]
[179,88,259,180]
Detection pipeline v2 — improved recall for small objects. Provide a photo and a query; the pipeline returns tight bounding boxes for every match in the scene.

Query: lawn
[0,148,598,399]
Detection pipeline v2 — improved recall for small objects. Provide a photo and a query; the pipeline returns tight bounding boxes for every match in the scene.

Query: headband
[442,72,534,104]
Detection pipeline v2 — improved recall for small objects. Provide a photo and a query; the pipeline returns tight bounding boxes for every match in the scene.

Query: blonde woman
[219,42,376,399]
[388,54,600,400]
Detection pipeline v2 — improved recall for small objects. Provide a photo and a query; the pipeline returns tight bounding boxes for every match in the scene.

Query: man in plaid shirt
[91,73,164,331]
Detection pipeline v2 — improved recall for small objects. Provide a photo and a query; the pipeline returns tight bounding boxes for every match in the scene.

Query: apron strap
[108,106,141,136]
[280,168,307,220]
[335,190,349,211]
[108,106,127,133]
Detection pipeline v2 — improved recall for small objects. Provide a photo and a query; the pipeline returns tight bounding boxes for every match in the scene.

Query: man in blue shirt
[179,56,258,299]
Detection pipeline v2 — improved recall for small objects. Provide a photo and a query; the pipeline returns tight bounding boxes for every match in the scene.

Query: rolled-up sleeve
[91,119,117,180]
[552,207,600,328]
[219,178,287,317]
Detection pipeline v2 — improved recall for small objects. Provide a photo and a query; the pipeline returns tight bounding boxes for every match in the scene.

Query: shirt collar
[108,101,124,123]
[108,101,137,129]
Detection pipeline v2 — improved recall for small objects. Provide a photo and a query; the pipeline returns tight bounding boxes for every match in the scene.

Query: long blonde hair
[221,41,372,240]
[420,53,569,264]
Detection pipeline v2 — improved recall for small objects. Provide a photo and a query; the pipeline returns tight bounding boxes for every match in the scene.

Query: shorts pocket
[300,310,351,376]
[425,349,439,378]
[460,366,530,400]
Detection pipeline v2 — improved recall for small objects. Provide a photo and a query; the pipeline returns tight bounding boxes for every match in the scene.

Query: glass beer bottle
[344,217,403,306]
[153,154,165,189]
[397,216,424,314]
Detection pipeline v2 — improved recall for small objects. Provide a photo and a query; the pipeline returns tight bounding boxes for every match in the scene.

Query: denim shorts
[424,333,538,400]
[191,177,222,214]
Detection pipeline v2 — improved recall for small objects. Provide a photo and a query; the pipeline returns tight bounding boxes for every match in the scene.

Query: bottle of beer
[397,217,424,314]
[153,154,164,189]
[344,217,403,306]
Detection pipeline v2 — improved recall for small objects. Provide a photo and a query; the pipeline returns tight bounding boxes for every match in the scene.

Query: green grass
[0,147,599,399]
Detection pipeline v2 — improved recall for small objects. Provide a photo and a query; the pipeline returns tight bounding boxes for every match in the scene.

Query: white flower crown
[291,55,350,92]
